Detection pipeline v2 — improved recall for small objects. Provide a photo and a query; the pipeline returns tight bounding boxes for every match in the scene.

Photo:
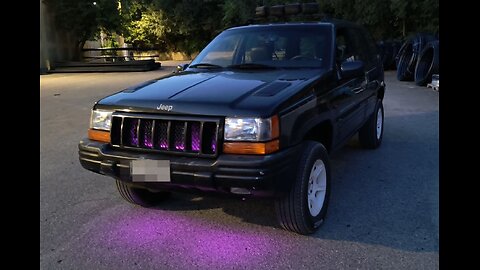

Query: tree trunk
[73,40,86,61]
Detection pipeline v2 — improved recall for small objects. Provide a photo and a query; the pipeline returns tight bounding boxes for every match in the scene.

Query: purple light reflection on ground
[189,229,273,266]
[94,211,282,268]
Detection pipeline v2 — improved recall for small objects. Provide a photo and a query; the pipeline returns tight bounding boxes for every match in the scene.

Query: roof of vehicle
[227,18,362,31]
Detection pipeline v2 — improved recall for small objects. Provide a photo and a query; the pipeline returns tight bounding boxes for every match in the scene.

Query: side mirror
[340,60,364,79]
[174,64,189,73]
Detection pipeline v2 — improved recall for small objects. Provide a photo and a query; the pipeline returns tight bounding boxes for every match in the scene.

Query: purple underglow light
[191,123,200,151]
[129,119,138,145]
[91,210,287,268]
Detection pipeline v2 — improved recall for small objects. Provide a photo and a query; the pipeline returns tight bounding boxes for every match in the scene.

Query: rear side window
[335,27,377,69]
[359,28,380,65]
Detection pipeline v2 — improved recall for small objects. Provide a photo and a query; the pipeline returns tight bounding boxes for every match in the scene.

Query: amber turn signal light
[223,139,279,155]
[88,129,110,143]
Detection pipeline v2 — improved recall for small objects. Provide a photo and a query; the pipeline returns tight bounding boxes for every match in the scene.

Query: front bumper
[78,139,302,198]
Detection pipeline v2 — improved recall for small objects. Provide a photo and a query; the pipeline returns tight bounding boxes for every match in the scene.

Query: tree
[123,6,169,49]
[46,0,438,58]
[222,0,257,28]
[120,0,227,54]
[46,0,123,59]
[152,0,225,53]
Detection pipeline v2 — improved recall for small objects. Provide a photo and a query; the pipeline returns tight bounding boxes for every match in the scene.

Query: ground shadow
[147,111,438,252]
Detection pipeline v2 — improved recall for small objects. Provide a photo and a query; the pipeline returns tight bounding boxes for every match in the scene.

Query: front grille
[110,113,221,157]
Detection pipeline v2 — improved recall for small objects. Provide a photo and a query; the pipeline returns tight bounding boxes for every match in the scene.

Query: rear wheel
[359,99,384,149]
[274,141,331,235]
[116,180,170,207]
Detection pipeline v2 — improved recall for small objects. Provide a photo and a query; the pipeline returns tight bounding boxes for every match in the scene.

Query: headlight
[224,116,279,141]
[90,109,113,131]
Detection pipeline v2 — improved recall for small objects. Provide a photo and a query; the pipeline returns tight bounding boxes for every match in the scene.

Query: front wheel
[274,141,331,235]
[116,180,170,207]
[359,99,384,149]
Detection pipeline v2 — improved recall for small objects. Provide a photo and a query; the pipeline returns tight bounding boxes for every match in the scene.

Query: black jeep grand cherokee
[79,19,385,235]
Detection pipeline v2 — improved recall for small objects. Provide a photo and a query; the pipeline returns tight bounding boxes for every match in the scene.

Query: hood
[97,69,328,117]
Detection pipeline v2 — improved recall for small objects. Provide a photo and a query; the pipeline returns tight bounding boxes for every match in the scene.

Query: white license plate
[130,159,170,182]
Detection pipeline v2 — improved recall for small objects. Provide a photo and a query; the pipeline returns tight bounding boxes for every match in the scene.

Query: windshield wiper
[227,63,277,69]
[188,63,224,69]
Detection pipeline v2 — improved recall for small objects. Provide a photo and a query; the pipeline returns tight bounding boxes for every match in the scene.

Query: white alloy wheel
[376,106,383,140]
[307,159,327,216]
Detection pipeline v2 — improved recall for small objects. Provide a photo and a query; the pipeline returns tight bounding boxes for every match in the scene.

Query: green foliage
[119,0,226,53]
[47,0,438,57]
[222,0,257,27]
[123,7,168,48]
[47,0,123,47]
[318,0,438,39]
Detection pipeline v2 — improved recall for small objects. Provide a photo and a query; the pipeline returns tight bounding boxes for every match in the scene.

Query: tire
[359,99,384,149]
[116,180,170,207]
[414,40,439,86]
[274,141,331,235]
[396,40,414,81]
[395,39,409,68]
[396,33,436,81]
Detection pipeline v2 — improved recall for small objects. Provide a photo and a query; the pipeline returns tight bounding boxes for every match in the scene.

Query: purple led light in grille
[158,122,168,149]
[142,120,153,148]
[211,133,217,152]
[144,138,153,148]
[191,123,200,152]
[174,123,185,151]
[175,144,185,150]
[129,119,139,146]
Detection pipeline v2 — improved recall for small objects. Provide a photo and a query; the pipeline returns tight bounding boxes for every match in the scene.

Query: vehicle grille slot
[202,122,218,154]
[172,121,186,151]
[155,120,169,150]
[123,118,139,147]
[139,119,154,148]
[188,122,201,152]
[110,117,122,146]
[110,114,220,157]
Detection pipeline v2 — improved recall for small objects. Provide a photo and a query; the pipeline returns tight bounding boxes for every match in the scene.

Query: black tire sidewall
[298,141,331,230]
[375,100,384,146]
[116,180,169,207]
[359,99,384,149]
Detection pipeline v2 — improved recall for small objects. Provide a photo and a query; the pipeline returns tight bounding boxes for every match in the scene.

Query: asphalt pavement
[40,63,439,269]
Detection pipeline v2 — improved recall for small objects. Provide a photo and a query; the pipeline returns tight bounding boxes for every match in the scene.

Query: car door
[357,27,383,118]
[330,27,368,143]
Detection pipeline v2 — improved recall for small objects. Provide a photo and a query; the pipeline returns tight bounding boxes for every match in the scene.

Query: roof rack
[253,2,328,22]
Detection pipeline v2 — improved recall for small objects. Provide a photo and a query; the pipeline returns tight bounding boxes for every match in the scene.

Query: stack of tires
[395,33,439,86]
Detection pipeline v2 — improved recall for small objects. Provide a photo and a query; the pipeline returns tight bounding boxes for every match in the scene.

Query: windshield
[190,24,333,69]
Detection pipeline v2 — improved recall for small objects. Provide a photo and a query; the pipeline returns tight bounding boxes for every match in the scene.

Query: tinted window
[191,25,333,69]
[336,27,376,69]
